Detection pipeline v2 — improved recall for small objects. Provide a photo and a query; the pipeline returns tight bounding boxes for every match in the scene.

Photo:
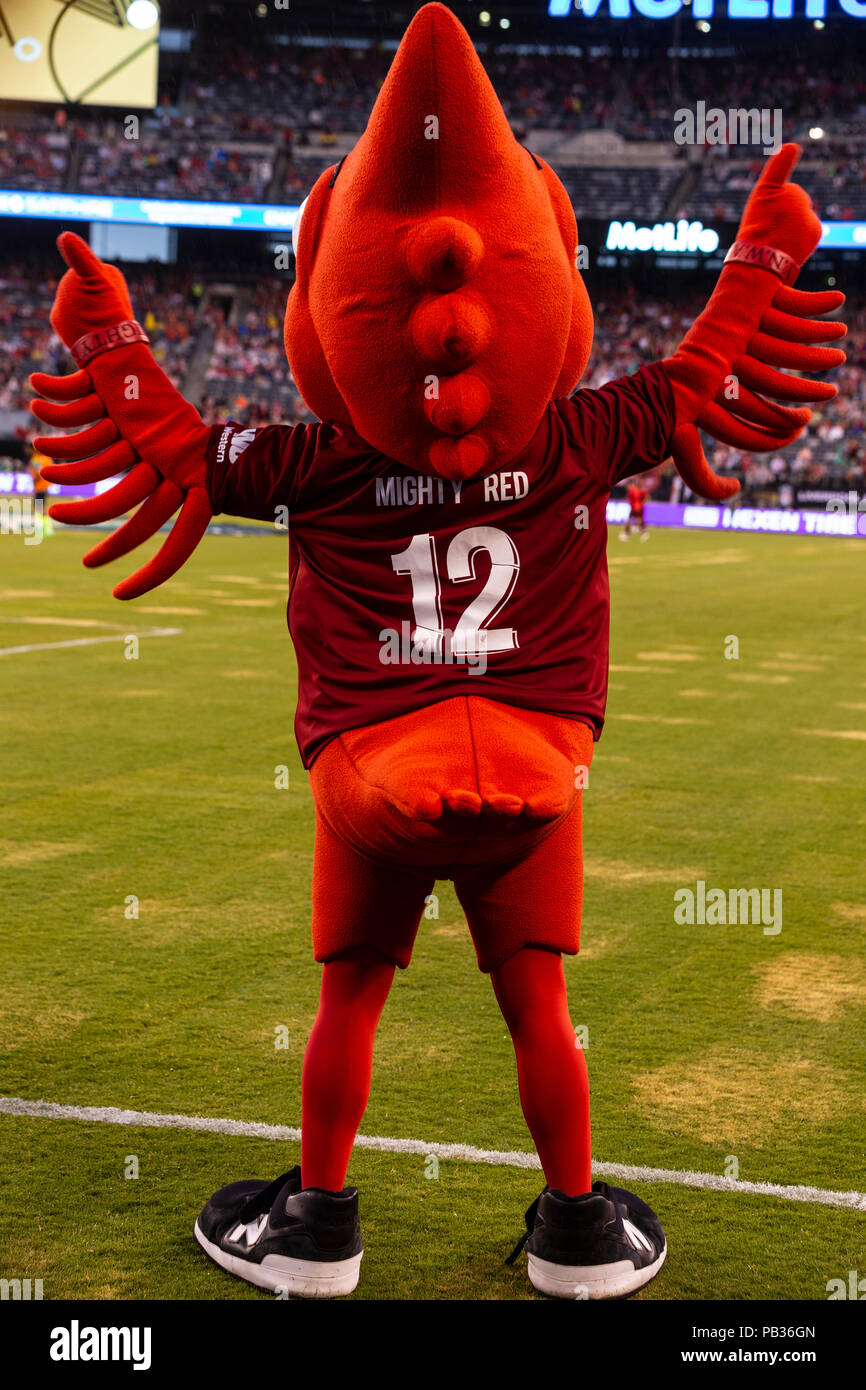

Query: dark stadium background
[1,0,865,505]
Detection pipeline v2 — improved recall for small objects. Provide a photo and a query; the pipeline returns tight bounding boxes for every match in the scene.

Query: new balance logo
[227,1215,268,1248]
[622,1218,653,1254]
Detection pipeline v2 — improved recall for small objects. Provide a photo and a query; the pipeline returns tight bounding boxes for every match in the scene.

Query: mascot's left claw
[111,487,213,601]
[48,461,159,525]
[669,424,740,502]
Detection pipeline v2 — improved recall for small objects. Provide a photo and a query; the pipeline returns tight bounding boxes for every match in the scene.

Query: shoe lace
[504,1190,544,1266]
[237,1166,300,1221]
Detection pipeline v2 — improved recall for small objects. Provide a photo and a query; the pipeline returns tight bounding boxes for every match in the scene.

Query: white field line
[2,1097,863,1211]
[0,627,182,657]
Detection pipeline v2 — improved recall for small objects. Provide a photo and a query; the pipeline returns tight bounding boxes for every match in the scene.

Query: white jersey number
[391,526,519,657]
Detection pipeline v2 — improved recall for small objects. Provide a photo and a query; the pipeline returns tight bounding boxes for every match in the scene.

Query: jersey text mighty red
[206,363,675,766]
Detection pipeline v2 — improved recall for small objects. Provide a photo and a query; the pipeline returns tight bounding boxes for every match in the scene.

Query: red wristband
[723,240,800,285]
[70,319,150,368]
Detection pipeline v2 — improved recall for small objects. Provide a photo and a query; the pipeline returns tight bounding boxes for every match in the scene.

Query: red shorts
[308,697,594,973]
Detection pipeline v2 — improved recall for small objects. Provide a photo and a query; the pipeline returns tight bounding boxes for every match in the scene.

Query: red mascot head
[284,2,593,480]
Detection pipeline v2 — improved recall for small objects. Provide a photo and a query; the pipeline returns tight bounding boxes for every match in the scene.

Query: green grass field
[1,521,864,1301]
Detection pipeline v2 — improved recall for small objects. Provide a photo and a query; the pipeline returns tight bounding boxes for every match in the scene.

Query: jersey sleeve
[555,360,677,488]
[205,421,324,521]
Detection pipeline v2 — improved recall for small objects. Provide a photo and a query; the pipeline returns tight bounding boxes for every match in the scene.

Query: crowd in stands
[0,268,63,415]
[0,115,69,192]
[688,140,866,223]
[617,51,866,143]
[200,280,314,427]
[0,267,209,418]
[77,114,274,203]
[2,36,866,210]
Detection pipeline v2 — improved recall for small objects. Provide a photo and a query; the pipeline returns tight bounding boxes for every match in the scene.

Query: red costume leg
[301,947,396,1192]
[491,948,591,1198]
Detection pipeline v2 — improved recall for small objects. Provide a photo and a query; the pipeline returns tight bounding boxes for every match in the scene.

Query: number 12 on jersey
[390,526,520,658]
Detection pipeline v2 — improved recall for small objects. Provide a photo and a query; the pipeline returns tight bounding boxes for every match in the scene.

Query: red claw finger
[113,488,212,601]
[58,231,105,278]
[84,479,184,568]
[49,462,159,525]
[734,355,838,403]
[670,423,740,503]
[759,307,847,345]
[40,439,137,485]
[773,285,845,316]
[31,394,105,428]
[698,402,804,452]
[716,384,810,432]
[33,417,119,460]
[29,369,93,400]
[756,142,801,187]
[748,332,846,373]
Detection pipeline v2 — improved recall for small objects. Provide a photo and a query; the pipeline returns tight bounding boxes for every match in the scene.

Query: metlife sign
[603,218,866,254]
[548,0,866,16]
[606,218,720,253]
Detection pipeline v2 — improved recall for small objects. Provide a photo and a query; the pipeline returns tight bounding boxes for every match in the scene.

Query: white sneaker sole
[194,1220,362,1298]
[527,1242,666,1300]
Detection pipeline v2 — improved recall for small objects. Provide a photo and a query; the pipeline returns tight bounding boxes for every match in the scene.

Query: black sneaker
[194,1166,363,1297]
[506,1181,666,1299]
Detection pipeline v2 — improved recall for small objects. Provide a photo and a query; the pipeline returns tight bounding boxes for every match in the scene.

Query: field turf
[1,521,864,1300]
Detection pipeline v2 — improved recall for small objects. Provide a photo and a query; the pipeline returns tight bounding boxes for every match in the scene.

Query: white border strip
[2,1097,863,1211]
[0,627,182,657]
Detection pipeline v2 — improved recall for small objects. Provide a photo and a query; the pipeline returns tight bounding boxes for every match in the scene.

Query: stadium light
[814,18,826,26]
[810,126,825,139]
[125,0,159,29]
[500,17,511,27]
[696,20,711,31]
[479,10,492,24]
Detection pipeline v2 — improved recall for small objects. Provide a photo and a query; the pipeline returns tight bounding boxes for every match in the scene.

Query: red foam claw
[759,306,847,345]
[48,462,159,525]
[113,487,212,601]
[29,369,93,401]
[698,402,805,452]
[734,355,838,403]
[40,438,138,485]
[57,231,106,277]
[772,285,845,316]
[83,478,184,568]
[31,393,106,428]
[669,423,740,502]
[33,417,119,461]
[715,384,811,433]
[755,142,801,187]
[748,333,846,373]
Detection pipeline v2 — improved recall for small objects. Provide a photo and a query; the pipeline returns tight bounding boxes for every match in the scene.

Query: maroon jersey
[206,363,675,767]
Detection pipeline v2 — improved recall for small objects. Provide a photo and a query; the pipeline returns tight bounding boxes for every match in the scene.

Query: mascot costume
[31,4,845,1300]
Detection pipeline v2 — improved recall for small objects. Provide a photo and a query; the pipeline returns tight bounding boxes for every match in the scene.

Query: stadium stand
[1,24,863,495]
